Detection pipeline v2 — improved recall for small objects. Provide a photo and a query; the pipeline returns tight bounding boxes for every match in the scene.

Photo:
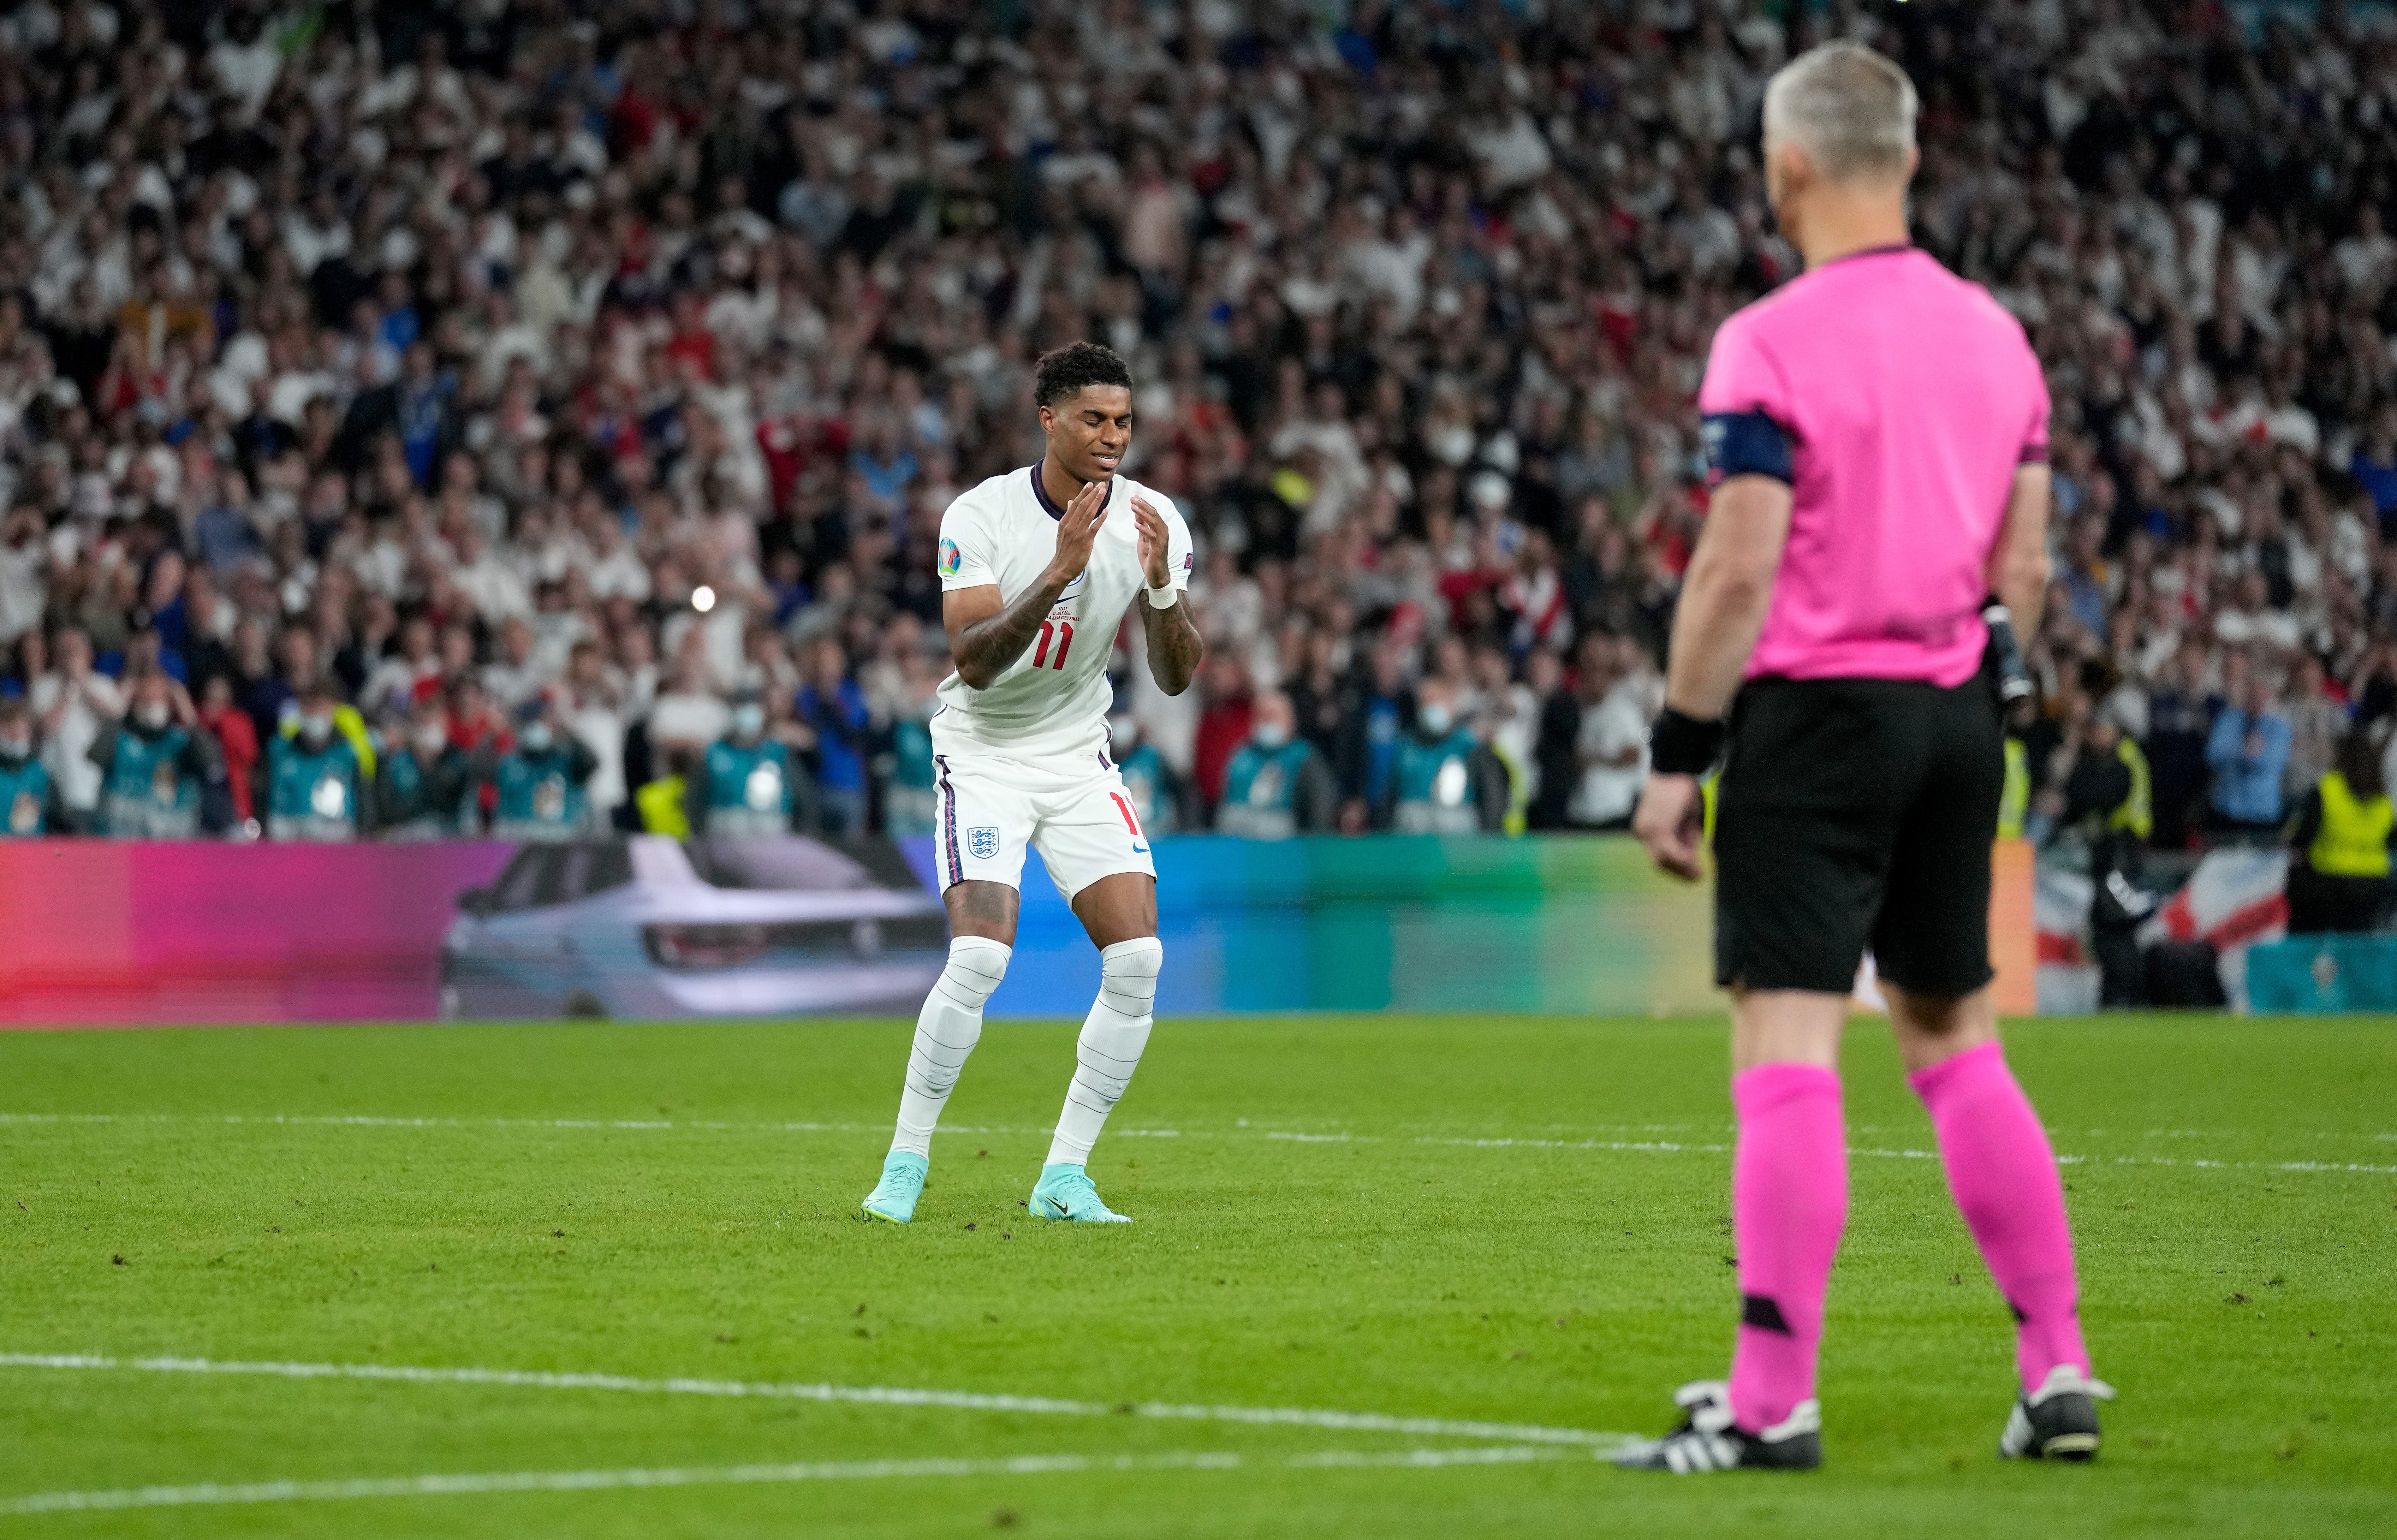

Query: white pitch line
[0,1444,1566,1516]
[1417,1136,1731,1155]
[3,1112,2392,1175]
[0,1354,1627,1450]
[1405,1134,2397,1175]
[0,1113,1181,1138]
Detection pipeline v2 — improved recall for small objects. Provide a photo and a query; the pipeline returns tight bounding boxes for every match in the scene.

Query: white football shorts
[930,750,1156,900]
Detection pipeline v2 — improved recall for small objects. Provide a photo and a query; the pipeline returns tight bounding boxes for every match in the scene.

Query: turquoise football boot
[1028,1163,1133,1223]
[860,1151,928,1223]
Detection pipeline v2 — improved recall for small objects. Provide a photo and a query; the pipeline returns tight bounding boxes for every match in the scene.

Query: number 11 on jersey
[1032,620,1075,670]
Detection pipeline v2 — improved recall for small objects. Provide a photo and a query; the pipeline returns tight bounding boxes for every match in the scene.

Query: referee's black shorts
[1713,674,2003,997]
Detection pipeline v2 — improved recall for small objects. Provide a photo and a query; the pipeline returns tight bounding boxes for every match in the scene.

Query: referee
[1616,43,2111,1474]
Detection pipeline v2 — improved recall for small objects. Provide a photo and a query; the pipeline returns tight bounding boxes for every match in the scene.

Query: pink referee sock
[1909,1042,2090,1392]
[1726,1063,1848,1433]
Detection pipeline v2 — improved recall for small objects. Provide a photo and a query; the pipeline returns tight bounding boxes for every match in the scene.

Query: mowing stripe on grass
[4,1112,2393,1174]
[0,1112,1186,1141]
[0,1444,1567,1516]
[0,1354,1629,1449]
[1408,1135,2397,1175]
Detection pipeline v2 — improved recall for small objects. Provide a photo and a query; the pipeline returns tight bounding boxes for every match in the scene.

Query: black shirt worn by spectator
[1289,667,1364,796]
[2145,686,2220,847]
[1529,688,1582,831]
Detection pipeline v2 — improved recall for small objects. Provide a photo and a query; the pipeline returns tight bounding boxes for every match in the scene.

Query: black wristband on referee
[1648,706,1727,776]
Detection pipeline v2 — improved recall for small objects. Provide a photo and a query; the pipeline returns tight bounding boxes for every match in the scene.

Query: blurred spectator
[31,629,121,833]
[1217,691,1336,840]
[0,697,58,836]
[0,507,46,646]
[1476,643,1545,833]
[636,748,697,840]
[2282,656,2349,801]
[649,652,732,756]
[560,641,630,819]
[244,625,317,752]
[689,695,796,839]
[2206,674,2293,839]
[1529,648,1586,833]
[1565,633,1650,832]
[2144,645,2220,851]
[89,673,217,839]
[378,693,473,840]
[793,638,869,836]
[2027,702,2151,849]
[194,674,258,830]
[1191,656,1256,817]
[1382,677,1507,834]
[488,701,597,843]
[880,656,943,837]
[266,683,365,843]
[1346,648,1412,831]
[2286,730,2395,933]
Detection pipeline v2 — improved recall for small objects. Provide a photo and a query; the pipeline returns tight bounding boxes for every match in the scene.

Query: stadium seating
[0,2,2391,852]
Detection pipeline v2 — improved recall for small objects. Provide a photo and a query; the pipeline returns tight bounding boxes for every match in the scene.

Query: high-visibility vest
[2108,738,2152,839]
[2309,772,2393,879]
[1998,738,2029,840]
[635,775,691,838]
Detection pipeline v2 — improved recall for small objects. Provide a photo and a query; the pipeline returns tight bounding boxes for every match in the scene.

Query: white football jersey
[932,466,1194,764]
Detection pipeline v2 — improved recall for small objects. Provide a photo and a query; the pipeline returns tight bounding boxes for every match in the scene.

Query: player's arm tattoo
[951,576,1069,689]
[1139,595,1204,696]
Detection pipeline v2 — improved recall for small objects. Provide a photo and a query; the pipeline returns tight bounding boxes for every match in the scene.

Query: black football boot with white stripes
[1999,1365,2116,1462]
[1610,1381,1822,1473]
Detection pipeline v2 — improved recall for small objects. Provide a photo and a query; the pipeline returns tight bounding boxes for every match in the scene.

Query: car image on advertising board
[440,836,950,1020]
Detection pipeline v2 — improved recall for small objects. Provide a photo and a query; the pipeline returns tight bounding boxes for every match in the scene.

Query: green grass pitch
[0,1013,2390,1538]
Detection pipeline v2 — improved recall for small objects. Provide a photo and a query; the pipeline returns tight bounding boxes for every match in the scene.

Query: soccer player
[1615,43,2111,1472]
[860,342,1201,1225]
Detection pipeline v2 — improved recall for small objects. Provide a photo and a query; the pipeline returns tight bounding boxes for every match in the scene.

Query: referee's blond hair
[1763,42,1918,183]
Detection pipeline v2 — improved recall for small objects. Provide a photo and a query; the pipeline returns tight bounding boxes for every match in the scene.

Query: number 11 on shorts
[1110,791,1148,854]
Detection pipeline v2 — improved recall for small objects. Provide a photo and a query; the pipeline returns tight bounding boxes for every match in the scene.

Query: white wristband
[1145,585,1179,610]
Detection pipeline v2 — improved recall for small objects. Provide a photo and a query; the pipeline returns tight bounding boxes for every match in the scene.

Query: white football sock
[890,935,1011,1158]
[1046,937,1162,1166]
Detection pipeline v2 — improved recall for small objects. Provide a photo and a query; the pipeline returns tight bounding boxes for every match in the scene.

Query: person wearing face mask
[377,689,474,839]
[266,683,368,842]
[1215,692,1331,840]
[0,698,61,837]
[1106,710,1185,836]
[89,672,220,839]
[688,693,797,838]
[1380,676,1507,834]
[488,697,598,842]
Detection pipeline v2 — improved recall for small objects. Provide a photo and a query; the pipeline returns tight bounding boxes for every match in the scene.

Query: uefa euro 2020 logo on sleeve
[939,538,962,576]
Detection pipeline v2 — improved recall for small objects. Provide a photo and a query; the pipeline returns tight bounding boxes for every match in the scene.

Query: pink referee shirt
[1697,246,2050,688]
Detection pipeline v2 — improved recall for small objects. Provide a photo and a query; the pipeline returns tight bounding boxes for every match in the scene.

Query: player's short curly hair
[1033,341,1134,408]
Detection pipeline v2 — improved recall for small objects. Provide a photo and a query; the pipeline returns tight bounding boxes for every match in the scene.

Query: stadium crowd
[0,1,2395,858]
